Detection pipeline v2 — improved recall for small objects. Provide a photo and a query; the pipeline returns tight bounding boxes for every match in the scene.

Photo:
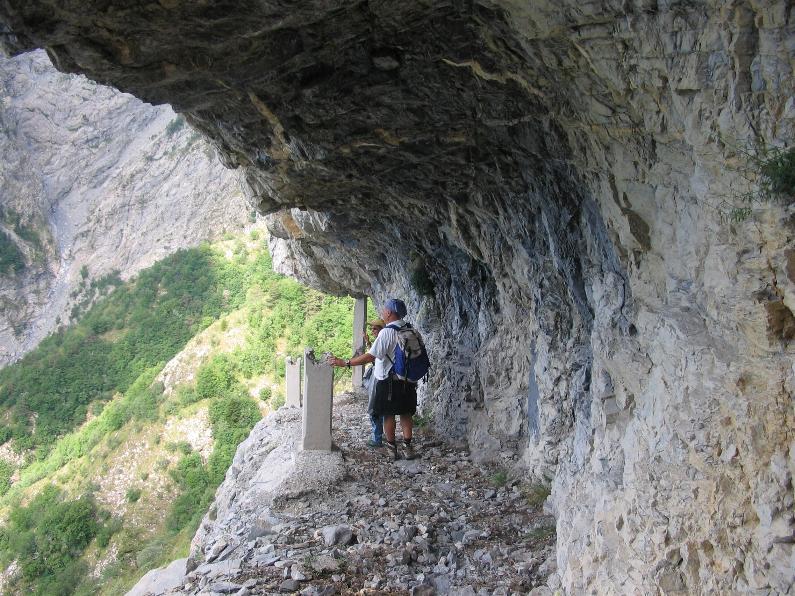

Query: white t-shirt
[368,320,406,381]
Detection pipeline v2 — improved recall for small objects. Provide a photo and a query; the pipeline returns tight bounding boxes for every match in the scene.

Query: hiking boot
[367,438,383,448]
[385,441,400,461]
[402,441,418,460]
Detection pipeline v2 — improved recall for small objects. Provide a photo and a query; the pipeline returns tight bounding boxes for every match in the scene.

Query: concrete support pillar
[285,356,302,407]
[301,348,334,451]
[352,297,367,387]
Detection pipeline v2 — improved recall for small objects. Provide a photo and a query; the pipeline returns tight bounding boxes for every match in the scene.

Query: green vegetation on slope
[0,244,260,452]
[0,230,25,275]
[0,486,113,596]
[0,207,49,275]
[0,231,357,596]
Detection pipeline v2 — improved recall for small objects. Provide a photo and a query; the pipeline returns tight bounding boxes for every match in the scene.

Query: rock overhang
[0,1,578,213]
[2,1,794,593]
[0,0,608,473]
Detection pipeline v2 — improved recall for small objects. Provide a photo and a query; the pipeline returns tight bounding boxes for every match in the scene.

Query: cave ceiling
[0,0,582,223]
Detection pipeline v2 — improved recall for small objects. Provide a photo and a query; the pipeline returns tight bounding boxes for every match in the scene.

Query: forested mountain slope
[0,231,357,595]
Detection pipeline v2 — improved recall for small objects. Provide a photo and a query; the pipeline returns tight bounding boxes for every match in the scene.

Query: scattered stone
[194,558,242,580]
[310,555,340,573]
[300,586,337,596]
[206,540,230,563]
[280,578,302,592]
[320,525,353,546]
[431,574,451,593]
[126,558,187,596]
[291,564,309,581]
[208,581,243,593]
[252,554,280,567]
[127,398,557,596]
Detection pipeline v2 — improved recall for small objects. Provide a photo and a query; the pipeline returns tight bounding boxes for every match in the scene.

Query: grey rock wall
[0,51,250,365]
[1,2,793,593]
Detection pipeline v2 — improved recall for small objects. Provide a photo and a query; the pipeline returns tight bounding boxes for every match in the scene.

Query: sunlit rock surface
[1,2,793,592]
[0,51,249,365]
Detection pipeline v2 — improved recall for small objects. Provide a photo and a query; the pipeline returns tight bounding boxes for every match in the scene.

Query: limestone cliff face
[0,51,249,365]
[1,2,793,593]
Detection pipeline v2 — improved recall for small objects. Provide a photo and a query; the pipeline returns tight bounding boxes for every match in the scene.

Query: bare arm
[329,353,375,367]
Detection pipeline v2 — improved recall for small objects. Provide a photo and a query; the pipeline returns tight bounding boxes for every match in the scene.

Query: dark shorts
[372,377,417,416]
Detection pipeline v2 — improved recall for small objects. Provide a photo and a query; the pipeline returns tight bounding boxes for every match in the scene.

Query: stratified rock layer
[1,2,793,592]
[0,51,249,365]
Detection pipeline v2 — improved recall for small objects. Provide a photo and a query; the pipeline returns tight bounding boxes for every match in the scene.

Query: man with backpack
[328,298,429,460]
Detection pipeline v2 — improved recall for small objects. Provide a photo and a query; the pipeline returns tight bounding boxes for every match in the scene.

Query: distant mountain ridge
[0,50,250,366]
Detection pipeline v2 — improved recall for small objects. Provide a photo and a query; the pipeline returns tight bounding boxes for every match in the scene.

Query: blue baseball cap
[383,298,407,318]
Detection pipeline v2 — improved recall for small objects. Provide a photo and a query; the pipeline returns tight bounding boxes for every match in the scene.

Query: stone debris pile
[147,393,557,595]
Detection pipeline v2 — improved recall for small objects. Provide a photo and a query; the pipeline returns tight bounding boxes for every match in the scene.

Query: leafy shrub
[528,522,557,542]
[96,517,122,549]
[258,387,272,402]
[175,385,200,405]
[207,442,238,486]
[726,145,795,221]
[758,146,795,197]
[196,355,236,400]
[0,486,108,593]
[165,453,211,533]
[412,410,433,429]
[0,230,25,275]
[208,394,260,449]
[491,470,508,487]
[126,375,163,422]
[271,391,286,410]
[126,488,142,503]
[166,441,192,455]
[135,535,169,571]
[524,483,551,508]
[0,460,13,496]
[237,348,266,378]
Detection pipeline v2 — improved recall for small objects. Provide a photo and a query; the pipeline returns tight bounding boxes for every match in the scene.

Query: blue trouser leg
[370,412,383,443]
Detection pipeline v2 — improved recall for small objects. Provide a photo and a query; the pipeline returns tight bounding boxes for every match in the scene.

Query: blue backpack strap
[383,323,400,367]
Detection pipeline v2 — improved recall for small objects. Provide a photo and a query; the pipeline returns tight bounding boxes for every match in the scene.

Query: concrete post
[352,297,367,387]
[301,348,334,451]
[285,356,302,407]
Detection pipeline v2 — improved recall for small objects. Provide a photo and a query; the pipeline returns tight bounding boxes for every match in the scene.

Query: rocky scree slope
[0,50,249,365]
[131,393,557,596]
[1,2,793,593]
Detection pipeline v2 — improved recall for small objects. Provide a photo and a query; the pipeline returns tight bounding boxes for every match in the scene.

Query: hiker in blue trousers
[361,317,385,447]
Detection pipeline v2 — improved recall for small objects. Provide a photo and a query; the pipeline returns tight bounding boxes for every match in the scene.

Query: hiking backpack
[385,322,431,383]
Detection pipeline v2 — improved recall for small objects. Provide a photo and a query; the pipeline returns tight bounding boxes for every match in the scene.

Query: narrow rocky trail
[178,392,557,596]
